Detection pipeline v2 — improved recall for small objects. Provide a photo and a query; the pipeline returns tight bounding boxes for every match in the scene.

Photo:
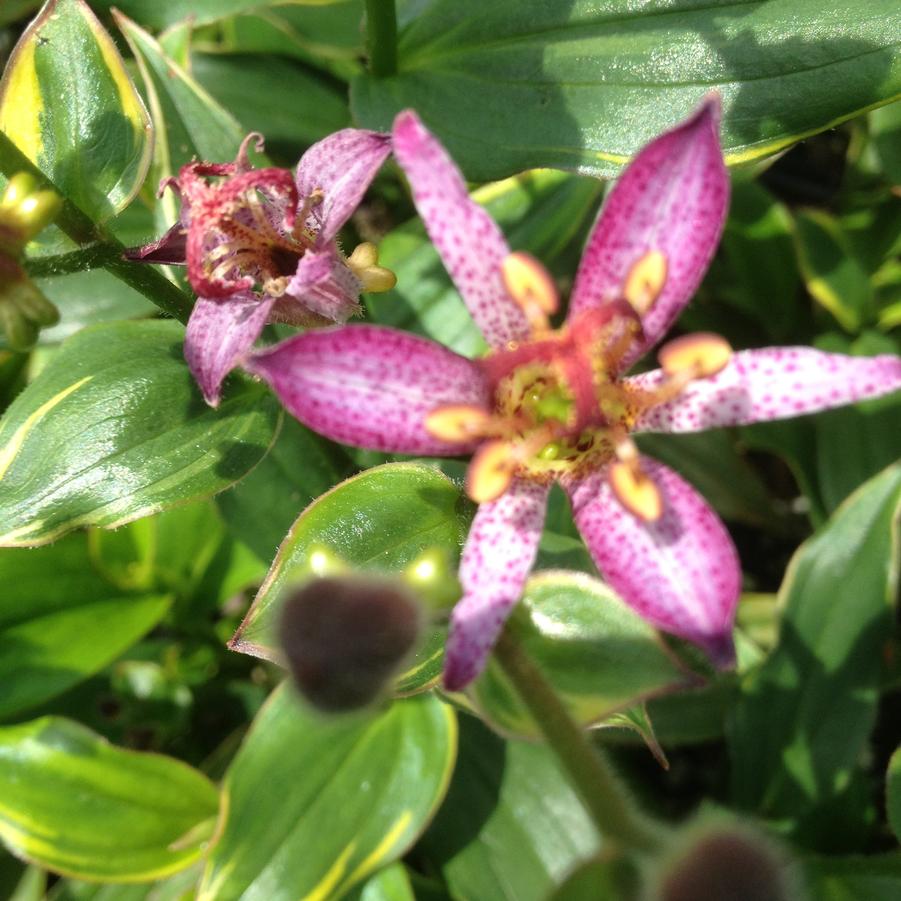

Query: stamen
[501,252,559,332]
[347,242,397,294]
[466,440,517,503]
[609,459,663,522]
[658,332,732,379]
[624,250,667,315]
[425,405,494,443]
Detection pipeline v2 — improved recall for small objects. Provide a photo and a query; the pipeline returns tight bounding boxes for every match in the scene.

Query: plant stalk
[364,0,398,78]
[0,131,193,323]
[494,626,664,854]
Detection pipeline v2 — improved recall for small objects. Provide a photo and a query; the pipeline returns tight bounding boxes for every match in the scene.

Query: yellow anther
[658,332,732,379]
[609,460,663,522]
[466,440,517,504]
[425,404,493,443]
[501,251,559,331]
[347,242,397,294]
[624,250,667,315]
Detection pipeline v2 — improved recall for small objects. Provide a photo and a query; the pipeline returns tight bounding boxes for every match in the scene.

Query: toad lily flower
[245,99,901,690]
[127,129,394,405]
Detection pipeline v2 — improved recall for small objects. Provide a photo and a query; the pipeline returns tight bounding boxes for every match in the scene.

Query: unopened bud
[279,575,422,712]
[0,173,62,251]
[652,821,799,901]
[0,258,59,350]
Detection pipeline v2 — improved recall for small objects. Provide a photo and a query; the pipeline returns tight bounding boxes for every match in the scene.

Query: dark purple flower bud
[279,575,422,713]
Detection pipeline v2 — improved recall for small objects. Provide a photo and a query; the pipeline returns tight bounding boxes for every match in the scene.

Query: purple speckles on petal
[244,325,491,455]
[185,292,275,407]
[443,479,550,690]
[566,459,739,667]
[296,129,391,242]
[392,110,531,349]
[630,348,901,433]
[568,96,729,370]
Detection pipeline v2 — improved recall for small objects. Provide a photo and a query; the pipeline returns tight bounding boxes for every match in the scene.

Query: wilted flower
[127,129,394,405]
[245,99,901,689]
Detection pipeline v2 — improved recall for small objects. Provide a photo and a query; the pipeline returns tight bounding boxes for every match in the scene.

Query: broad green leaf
[48,865,201,901]
[794,209,873,332]
[0,534,171,718]
[207,4,365,81]
[216,416,357,562]
[547,856,639,900]
[0,717,219,880]
[342,863,415,901]
[470,572,689,737]
[887,746,901,843]
[229,463,472,682]
[199,686,456,901]
[0,2,40,27]
[728,463,901,845]
[0,0,151,221]
[870,101,901,185]
[802,855,901,901]
[0,320,281,547]
[96,0,297,30]
[419,714,600,901]
[352,0,901,181]
[366,169,602,355]
[192,52,350,153]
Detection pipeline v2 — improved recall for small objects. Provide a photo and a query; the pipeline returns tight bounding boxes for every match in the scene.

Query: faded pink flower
[127,129,393,405]
[245,99,901,690]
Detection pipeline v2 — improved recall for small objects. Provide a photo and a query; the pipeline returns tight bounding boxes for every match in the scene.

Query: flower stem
[494,626,664,854]
[0,131,193,324]
[364,0,398,78]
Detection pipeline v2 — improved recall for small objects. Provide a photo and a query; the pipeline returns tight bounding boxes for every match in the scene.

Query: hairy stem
[494,625,664,854]
[364,0,398,78]
[0,131,193,323]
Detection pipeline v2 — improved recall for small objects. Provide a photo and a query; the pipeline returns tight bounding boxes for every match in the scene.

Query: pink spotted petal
[123,221,187,265]
[392,110,531,349]
[566,459,739,666]
[569,96,729,370]
[281,247,361,323]
[244,325,490,455]
[185,292,275,407]
[630,347,901,433]
[443,480,550,691]
[296,129,391,242]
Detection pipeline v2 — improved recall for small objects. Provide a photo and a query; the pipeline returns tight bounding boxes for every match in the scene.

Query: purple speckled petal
[566,458,739,667]
[244,325,490,455]
[630,347,901,433]
[443,479,550,691]
[123,221,187,265]
[185,292,275,407]
[569,96,729,370]
[296,129,390,242]
[392,110,531,349]
[280,247,361,323]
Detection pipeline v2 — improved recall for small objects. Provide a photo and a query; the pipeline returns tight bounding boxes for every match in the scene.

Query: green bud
[0,300,38,352]
[16,189,62,239]
[279,575,422,713]
[1,173,39,208]
[0,263,60,350]
[402,547,461,613]
[0,173,62,249]
[12,280,59,327]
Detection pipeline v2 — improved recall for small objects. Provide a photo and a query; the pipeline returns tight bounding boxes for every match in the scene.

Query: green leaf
[802,854,901,901]
[229,463,472,680]
[887,746,901,843]
[216,416,357,562]
[341,863,415,901]
[192,52,351,153]
[366,169,602,355]
[352,0,901,181]
[0,717,219,880]
[870,100,901,185]
[96,0,291,30]
[419,714,600,901]
[0,320,281,547]
[199,686,456,901]
[794,209,874,332]
[0,0,151,221]
[470,571,689,737]
[0,534,171,718]
[728,463,901,846]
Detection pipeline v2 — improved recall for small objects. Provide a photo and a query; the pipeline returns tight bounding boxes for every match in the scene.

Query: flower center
[425,251,733,515]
